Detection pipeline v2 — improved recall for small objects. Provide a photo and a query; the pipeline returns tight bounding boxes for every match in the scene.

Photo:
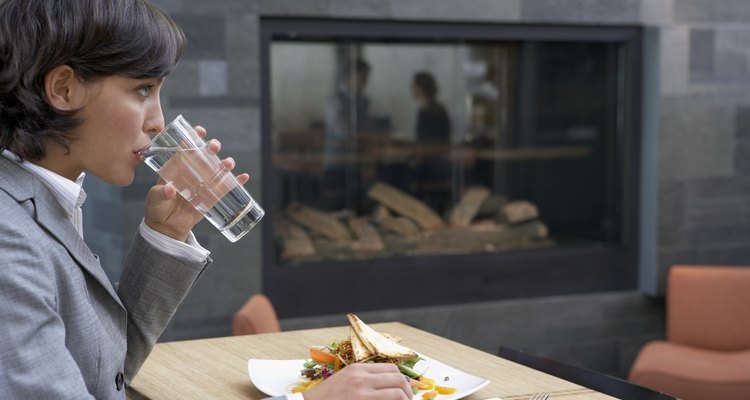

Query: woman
[0,1,412,400]
[412,72,451,144]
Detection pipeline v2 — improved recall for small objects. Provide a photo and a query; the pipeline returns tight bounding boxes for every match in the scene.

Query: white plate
[248,355,490,399]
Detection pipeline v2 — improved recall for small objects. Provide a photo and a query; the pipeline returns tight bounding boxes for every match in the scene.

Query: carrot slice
[409,378,431,390]
[334,355,342,371]
[309,347,337,364]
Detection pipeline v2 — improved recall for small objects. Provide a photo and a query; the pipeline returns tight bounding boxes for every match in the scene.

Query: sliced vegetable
[409,378,431,390]
[418,376,436,386]
[306,379,324,391]
[400,357,424,369]
[309,347,337,364]
[421,390,439,399]
[292,378,324,393]
[334,355,342,371]
[397,363,421,379]
[435,385,457,394]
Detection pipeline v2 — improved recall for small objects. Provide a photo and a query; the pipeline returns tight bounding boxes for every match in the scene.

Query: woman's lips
[134,143,152,162]
[135,143,151,155]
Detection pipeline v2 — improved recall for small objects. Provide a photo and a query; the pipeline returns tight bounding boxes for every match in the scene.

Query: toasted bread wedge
[349,326,374,362]
[346,313,417,360]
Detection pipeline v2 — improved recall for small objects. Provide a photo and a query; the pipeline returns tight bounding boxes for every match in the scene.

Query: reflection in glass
[270,39,622,263]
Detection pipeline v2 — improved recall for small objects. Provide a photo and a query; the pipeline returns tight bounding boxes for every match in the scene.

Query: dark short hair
[355,58,371,76]
[413,71,438,99]
[0,0,186,161]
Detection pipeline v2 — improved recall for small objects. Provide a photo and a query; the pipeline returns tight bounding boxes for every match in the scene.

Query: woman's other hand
[302,363,413,400]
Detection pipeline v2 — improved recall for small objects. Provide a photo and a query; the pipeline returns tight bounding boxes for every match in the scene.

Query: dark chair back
[497,347,677,400]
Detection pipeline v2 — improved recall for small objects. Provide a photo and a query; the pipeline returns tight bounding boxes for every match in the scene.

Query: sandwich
[346,313,417,361]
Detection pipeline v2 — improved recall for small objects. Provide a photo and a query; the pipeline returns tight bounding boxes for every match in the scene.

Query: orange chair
[232,294,281,335]
[628,265,750,400]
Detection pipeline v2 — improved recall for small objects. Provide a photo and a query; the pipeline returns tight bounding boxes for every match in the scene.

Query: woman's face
[66,75,165,186]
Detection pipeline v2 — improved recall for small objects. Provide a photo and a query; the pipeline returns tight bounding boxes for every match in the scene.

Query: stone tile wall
[79,0,750,378]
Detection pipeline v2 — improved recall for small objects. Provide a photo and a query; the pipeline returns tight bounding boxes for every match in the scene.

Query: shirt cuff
[286,394,305,400]
[139,220,211,263]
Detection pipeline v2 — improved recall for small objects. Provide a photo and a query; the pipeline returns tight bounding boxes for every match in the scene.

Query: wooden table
[127,322,616,400]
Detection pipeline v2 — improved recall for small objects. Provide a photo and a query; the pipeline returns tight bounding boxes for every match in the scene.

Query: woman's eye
[137,85,153,97]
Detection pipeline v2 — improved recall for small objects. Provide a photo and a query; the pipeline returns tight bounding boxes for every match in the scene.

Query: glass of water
[138,115,264,242]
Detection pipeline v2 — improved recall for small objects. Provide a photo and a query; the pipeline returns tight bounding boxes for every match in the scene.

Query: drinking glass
[139,115,264,242]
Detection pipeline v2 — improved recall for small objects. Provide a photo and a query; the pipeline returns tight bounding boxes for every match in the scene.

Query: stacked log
[367,182,443,230]
[275,182,553,262]
[449,186,491,227]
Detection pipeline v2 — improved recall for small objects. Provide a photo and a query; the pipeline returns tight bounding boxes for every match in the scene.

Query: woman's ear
[44,65,86,111]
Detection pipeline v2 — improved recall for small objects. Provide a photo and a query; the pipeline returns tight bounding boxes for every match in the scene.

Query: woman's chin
[101,171,136,187]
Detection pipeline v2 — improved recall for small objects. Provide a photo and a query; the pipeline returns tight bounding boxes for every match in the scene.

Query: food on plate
[292,313,456,397]
[347,313,418,360]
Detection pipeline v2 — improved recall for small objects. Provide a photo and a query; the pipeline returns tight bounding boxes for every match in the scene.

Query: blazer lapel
[0,156,123,308]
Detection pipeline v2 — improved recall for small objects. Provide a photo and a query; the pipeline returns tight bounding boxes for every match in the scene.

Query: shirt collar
[2,150,87,217]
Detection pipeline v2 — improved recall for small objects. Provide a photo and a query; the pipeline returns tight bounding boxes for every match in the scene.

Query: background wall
[82,0,750,379]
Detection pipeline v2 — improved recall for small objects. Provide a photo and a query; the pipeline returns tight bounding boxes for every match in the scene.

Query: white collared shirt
[2,150,210,263]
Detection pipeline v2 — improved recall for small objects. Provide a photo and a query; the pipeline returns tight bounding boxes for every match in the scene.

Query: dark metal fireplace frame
[260,18,643,318]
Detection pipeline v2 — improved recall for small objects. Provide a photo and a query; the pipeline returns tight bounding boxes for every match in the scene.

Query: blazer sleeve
[0,213,96,399]
[116,231,210,383]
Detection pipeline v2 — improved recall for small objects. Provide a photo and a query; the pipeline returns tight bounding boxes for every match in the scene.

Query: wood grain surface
[127,322,616,400]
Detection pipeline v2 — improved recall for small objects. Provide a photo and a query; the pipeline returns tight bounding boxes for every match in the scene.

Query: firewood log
[285,203,352,242]
[449,186,491,227]
[502,200,539,224]
[367,182,443,230]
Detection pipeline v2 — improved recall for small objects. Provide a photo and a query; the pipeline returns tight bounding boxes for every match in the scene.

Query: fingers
[365,365,412,398]
[193,124,217,151]
[304,363,413,400]
[220,157,251,185]
[221,156,235,171]
[147,182,178,202]
[236,173,250,185]
[162,182,177,200]
[358,363,400,373]
[206,138,221,154]
[191,127,250,185]
[346,364,413,399]
[370,370,409,389]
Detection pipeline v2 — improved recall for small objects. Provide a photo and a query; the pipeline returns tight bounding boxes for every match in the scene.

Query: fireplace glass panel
[270,39,624,264]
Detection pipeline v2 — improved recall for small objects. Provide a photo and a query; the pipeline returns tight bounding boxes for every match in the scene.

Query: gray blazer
[0,156,211,399]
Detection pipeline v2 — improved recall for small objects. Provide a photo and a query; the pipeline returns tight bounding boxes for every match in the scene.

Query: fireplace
[260,19,643,318]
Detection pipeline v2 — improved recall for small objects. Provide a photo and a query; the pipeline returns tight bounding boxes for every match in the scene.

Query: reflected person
[321,58,372,210]
[411,71,452,213]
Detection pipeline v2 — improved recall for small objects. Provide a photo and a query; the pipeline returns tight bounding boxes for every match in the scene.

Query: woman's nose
[144,104,165,135]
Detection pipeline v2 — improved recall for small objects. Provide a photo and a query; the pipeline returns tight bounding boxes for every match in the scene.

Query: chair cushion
[232,294,281,335]
[668,265,750,350]
[629,340,750,400]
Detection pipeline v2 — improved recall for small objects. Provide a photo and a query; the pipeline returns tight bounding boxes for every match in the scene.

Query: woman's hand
[302,363,413,400]
[143,125,250,242]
